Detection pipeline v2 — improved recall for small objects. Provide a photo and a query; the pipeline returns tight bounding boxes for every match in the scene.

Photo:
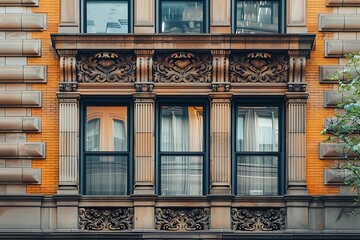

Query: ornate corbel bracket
[58,50,78,83]
[288,50,307,85]
[135,82,154,92]
[211,50,230,83]
[135,50,154,83]
[211,82,231,92]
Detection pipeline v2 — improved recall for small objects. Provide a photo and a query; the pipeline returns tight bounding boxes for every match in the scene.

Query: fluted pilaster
[133,93,155,194]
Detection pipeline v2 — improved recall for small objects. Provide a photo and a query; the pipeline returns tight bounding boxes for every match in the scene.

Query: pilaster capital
[285,92,308,101]
[209,92,233,101]
[57,92,81,102]
[133,92,156,102]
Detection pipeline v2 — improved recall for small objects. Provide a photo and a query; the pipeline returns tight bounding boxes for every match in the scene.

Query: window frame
[232,0,286,34]
[156,0,210,33]
[82,0,133,33]
[155,98,210,196]
[80,96,134,195]
[232,97,285,196]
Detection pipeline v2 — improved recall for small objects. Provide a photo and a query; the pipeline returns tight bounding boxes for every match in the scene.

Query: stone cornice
[51,34,316,58]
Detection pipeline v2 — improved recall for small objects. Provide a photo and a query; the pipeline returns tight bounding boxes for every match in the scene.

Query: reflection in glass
[161,156,203,195]
[85,155,127,195]
[86,1,128,33]
[237,155,278,195]
[236,0,279,33]
[161,1,204,33]
[86,106,128,151]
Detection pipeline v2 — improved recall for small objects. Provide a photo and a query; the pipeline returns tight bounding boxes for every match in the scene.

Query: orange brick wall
[27,0,60,194]
[25,0,345,195]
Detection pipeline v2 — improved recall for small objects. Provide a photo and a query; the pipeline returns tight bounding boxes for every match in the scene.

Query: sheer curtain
[161,106,203,196]
[237,107,278,195]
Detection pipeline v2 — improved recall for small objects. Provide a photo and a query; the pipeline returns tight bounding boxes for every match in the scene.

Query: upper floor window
[159,0,207,33]
[235,0,283,34]
[84,0,130,33]
[157,99,209,195]
[81,99,133,195]
[233,99,285,196]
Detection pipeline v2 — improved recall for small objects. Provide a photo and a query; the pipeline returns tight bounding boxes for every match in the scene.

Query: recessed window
[157,101,208,195]
[235,0,280,34]
[82,103,132,195]
[85,0,129,33]
[233,100,284,195]
[159,0,206,33]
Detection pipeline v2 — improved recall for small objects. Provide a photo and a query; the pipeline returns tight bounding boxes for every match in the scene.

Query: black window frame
[156,0,210,33]
[232,97,285,196]
[155,97,210,196]
[232,0,286,34]
[80,96,134,195]
[82,0,133,33]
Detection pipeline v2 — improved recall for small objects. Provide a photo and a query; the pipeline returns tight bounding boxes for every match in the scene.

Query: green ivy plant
[321,52,360,216]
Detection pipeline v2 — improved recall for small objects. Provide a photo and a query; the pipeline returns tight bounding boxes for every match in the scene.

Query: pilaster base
[287,182,308,195]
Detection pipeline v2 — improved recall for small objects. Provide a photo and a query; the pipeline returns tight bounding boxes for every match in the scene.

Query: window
[157,100,209,195]
[81,99,133,195]
[158,0,207,33]
[234,0,284,34]
[233,99,284,195]
[84,0,131,33]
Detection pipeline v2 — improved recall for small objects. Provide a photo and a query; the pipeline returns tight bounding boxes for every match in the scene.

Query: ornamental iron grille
[77,51,136,83]
[155,207,210,231]
[153,51,212,83]
[229,52,289,83]
[79,207,134,231]
[231,208,286,231]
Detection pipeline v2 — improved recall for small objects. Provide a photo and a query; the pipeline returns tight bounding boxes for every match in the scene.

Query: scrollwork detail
[153,52,212,83]
[77,52,136,83]
[79,207,134,231]
[230,52,289,83]
[155,208,210,231]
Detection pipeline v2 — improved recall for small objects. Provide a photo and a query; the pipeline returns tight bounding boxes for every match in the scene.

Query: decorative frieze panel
[153,52,212,83]
[230,52,289,83]
[79,208,134,231]
[155,208,210,231]
[231,208,286,231]
[77,52,136,83]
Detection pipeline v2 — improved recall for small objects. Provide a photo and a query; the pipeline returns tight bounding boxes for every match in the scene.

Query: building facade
[0,0,360,239]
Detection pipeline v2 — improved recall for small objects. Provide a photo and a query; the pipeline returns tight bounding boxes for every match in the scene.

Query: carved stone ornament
[135,82,154,92]
[231,208,286,231]
[79,207,134,231]
[59,82,78,92]
[155,208,210,231]
[153,52,212,83]
[230,52,289,83]
[288,83,306,92]
[212,82,231,92]
[77,52,136,83]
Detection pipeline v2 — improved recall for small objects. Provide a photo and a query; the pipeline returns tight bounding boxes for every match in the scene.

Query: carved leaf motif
[79,208,134,231]
[77,52,136,83]
[155,208,210,231]
[231,208,286,231]
[153,52,212,83]
[230,52,289,83]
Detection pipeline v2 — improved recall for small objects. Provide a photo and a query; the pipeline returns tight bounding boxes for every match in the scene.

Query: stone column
[210,50,232,195]
[57,50,80,194]
[286,51,308,194]
[133,50,155,194]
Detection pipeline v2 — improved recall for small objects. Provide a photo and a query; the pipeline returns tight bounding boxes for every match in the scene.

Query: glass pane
[85,155,127,195]
[161,1,204,33]
[237,155,278,195]
[236,0,279,33]
[236,106,278,152]
[161,155,203,195]
[86,1,128,33]
[160,106,203,152]
[86,106,128,151]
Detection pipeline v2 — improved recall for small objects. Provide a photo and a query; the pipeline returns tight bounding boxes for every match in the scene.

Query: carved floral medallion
[230,52,289,83]
[79,207,134,231]
[77,52,136,83]
[153,52,212,83]
[155,208,210,231]
[231,208,286,231]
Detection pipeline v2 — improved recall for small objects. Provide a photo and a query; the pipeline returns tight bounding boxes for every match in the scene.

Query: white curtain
[237,107,278,195]
[161,106,203,196]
